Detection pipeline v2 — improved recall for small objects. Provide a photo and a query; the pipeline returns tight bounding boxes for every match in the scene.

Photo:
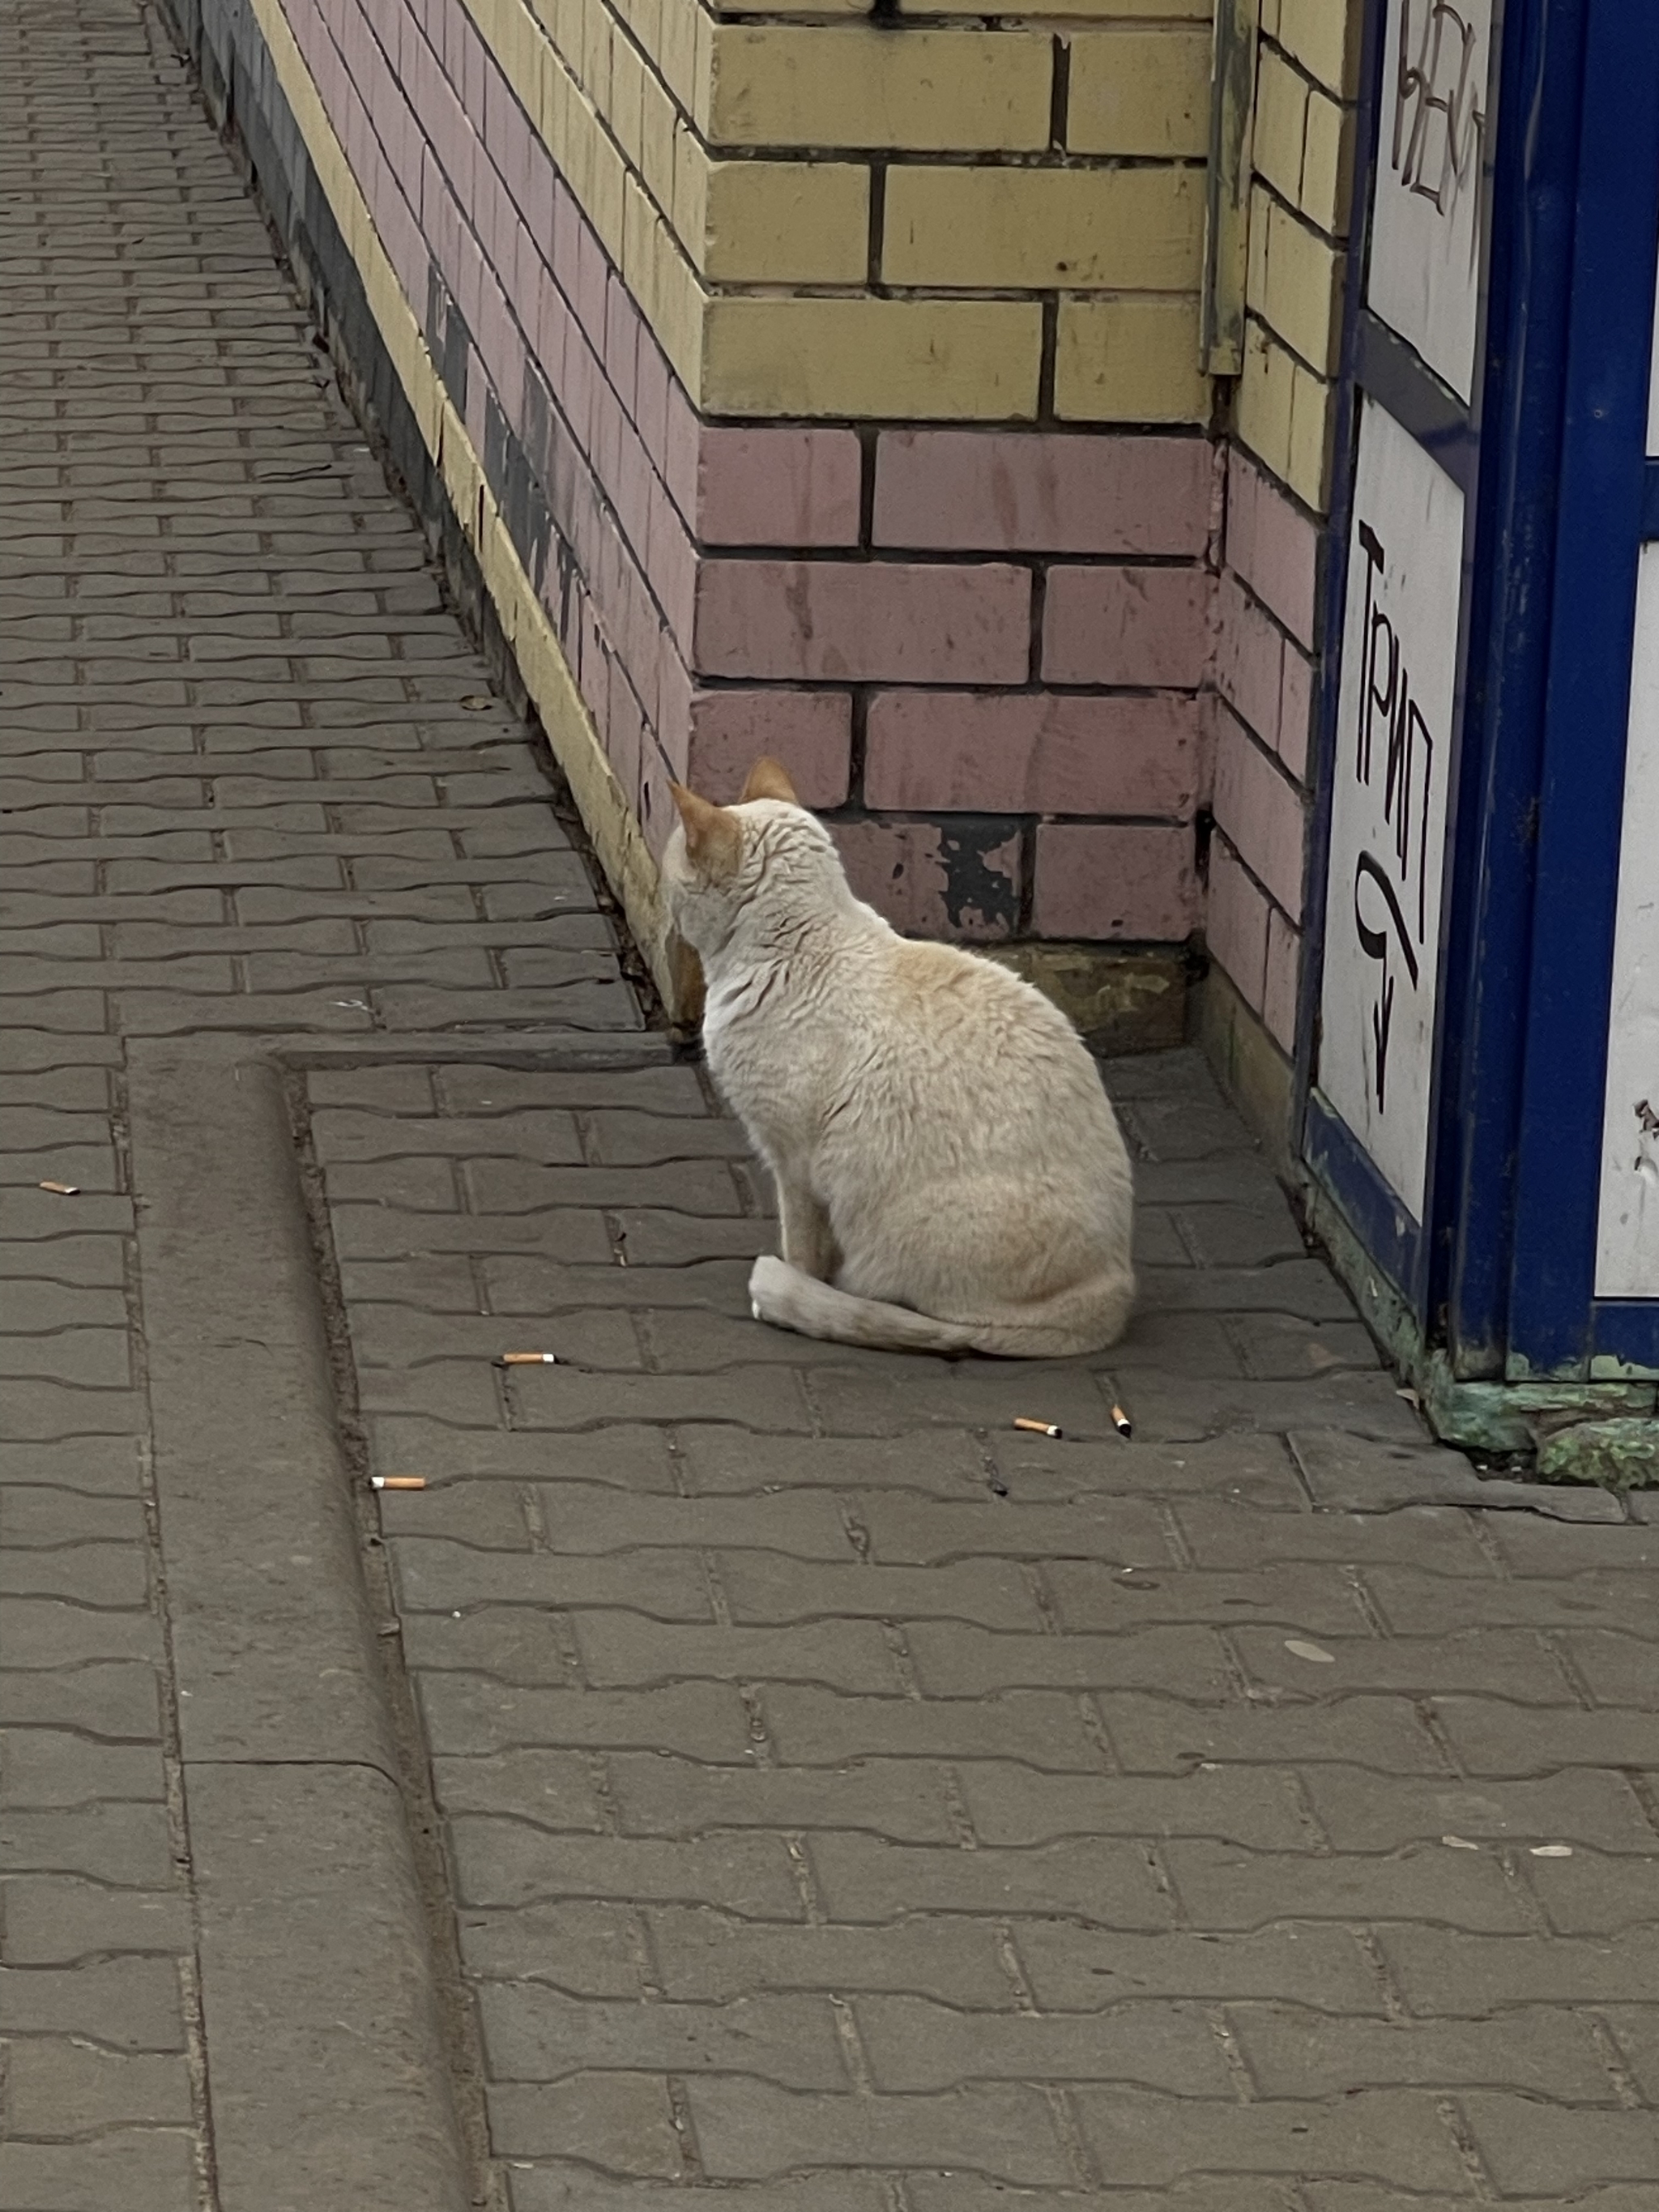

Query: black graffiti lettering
[1354,855,1422,1115]
[1393,0,1485,237]
[1347,522,1437,1116]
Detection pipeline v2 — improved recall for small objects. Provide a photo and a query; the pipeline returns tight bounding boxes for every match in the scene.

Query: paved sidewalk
[4,1,1659,2208]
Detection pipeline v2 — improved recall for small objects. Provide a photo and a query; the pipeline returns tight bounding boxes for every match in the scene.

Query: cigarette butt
[1013,1417,1063,1439]
[500,1351,557,1366]
[1111,1404,1133,1438]
[38,1180,79,1196]
[372,1476,427,1491]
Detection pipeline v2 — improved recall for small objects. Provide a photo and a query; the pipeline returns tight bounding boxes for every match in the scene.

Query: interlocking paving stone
[10,0,1659,2199]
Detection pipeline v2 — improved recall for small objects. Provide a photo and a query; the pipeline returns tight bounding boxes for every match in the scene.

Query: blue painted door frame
[1297,0,1659,1389]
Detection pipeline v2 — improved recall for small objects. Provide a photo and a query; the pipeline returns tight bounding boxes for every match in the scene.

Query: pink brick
[1042,565,1209,688]
[864,692,1200,817]
[1032,825,1196,940]
[638,745,680,862]
[833,821,1021,943]
[1204,830,1269,1009]
[1226,450,1318,650]
[873,431,1213,557]
[696,429,863,549]
[1211,702,1306,918]
[685,689,852,808]
[1213,569,1284,748]
[1277,638,1315,783]
[607,658,645,822]
[663,381,701,524]
[1263,905,1301,1051]
[634,339,670,469]
[695,563,1031,684]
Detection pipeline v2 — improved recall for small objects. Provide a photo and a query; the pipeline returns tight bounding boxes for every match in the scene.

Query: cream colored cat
[663,759,1135,1357]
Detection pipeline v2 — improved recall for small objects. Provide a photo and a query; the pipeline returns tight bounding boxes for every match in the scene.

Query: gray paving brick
[485,2074,680,2170]
[480,1987,850,2087]
[1229,2001,1620,2100]
[0,1802,176,1886]
[956,1762,1310,1848]
[607,1753,962,1843]
[807,1832,1172,1927]
[1301,1762,1658,1852]
[0,1485,143,1545]
[1522,1850,1659,1935]
[1073,2087,1471,2191]
[430,1751,606,1828]
[390,1538,710,1618]
[760,1686,1107,1770]
[416,1675,753,1759]
[1043,1557,1374,1635]
[0,1728,162,1805]
[902,1621,1232,1698]
[506,2169,888,2212]
[0,1656,160,1736]
[0,2134,198,2212]
[1162,1839,1534,1931]
[715,1551,1044,1630]
[1430,1694,1659,1774]
[0,1875,190,1964]
[676,1426,986,1497]
[853,1993,1231,2093]
[450,1818,806,1916]
[1460,2097,1659,2193]
[575,1613,904,1693]
[684,2079,1072,2185]
[399,1606,578,1681]
[645,1905,1016,2006]
[1103,1688,1443,1773]
[1229,1622,1581,1700]
[457,1900,647,1994]
[1014,1920,1385,2012]
[0,1954,185,2046]
[0,2039,194,2129]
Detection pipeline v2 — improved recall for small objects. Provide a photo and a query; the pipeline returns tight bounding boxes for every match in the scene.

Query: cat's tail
[748,1255,1132,1359]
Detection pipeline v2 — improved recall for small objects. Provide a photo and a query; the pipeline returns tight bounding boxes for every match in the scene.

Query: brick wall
[176,0,1368,1086]
[192,0,1222,1006]
[1205,0,1359,1059]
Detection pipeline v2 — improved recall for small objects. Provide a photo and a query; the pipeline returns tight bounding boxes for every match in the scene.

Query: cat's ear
[669,782,743,880]
[739,756,800,807]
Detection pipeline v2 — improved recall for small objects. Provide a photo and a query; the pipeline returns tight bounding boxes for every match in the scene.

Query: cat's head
[663,757,842,955]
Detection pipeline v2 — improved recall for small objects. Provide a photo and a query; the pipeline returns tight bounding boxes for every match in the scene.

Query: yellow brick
[1054,294,1210,422]
[703,161,870,283]
[1236,316,1296,483]
[705,27,1051,152]
[1275,0,1360,100]
[885,164,1203,291]
[1250,43,1308,208]
[1249,190,1342,372]
[609,32,646,165]
[1259,0,1281,31]
[654,219,708,390]
[702,296,1043,417]
[1286,356,1335,509]
[672,119,709,251]
[638,68,678,217]
[907,0,1208,14]
[1300,83,1354,232]
[657,0,700,110]
[1066,28,1210,156]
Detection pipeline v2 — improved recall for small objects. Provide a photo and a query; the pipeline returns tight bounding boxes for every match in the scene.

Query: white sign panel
[1320,400,1463,1220]
[1367,0,1492,402]
[1595,543,1659,1299]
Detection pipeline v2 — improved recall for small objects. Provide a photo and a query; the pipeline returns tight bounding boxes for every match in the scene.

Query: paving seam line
[126,1028,671,2212]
